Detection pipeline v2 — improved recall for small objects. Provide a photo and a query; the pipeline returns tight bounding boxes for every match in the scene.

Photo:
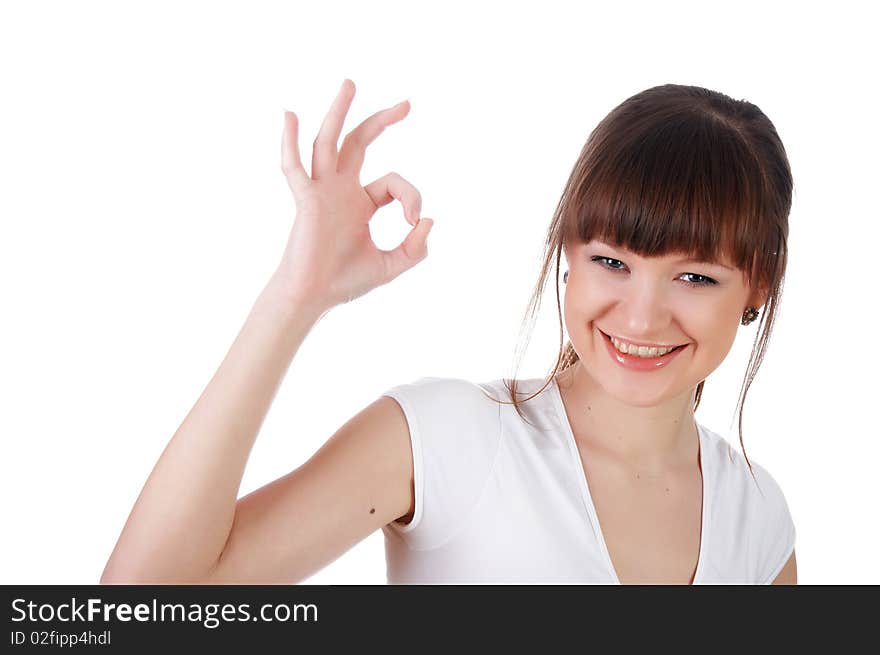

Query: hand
[273,79,434,312]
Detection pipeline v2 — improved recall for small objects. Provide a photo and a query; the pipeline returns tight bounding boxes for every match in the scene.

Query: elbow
[99,562,118,585]
[98,559,154,585]
[99,561,219,585]
[99,564,136,585]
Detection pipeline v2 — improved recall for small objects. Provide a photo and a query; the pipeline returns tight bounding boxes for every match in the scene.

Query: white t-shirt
[380,375,796,584]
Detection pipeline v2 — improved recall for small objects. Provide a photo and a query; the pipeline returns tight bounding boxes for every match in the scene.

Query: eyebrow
[677,257,734,271]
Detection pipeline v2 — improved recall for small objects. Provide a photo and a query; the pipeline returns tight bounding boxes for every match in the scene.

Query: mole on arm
[370,508,375,514]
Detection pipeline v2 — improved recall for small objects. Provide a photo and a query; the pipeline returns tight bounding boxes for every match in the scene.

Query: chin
[608,385,679,408]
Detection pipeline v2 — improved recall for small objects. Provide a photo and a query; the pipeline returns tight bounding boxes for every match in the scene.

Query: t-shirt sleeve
[750,461,797,584]
[380,376,502,551]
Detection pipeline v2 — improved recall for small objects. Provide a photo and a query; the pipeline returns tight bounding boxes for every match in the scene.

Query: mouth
[597,328,690,361]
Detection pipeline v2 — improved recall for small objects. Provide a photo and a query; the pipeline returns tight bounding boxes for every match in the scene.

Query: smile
[599,329,689,371]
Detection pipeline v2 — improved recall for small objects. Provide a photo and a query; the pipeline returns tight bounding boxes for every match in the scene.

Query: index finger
[311,79,356,179]
[338,100,411,175]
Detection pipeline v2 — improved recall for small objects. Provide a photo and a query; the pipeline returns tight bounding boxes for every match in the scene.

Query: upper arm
[771,549,797,585]
[203,395,414,584]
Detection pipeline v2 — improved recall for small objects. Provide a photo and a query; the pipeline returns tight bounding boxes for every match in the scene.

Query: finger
[281,111,309,192]
[338,99,410,175]
[381,217,434,282]
[363,172,423,227]
[312,79,356,180]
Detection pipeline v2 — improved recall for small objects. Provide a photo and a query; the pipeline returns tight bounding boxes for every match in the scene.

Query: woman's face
[563,238,768,407]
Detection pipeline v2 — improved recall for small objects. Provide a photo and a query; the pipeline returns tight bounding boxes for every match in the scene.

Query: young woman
[100,79,797,585]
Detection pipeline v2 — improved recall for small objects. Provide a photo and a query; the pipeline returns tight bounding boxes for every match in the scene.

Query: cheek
[562,290,601,351]
[685,307,741,366]
[562,288,590,329]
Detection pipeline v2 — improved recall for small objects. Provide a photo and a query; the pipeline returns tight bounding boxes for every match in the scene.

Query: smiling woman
[101,81,796,587]
[380,83,796,584]
[496,84,790,479]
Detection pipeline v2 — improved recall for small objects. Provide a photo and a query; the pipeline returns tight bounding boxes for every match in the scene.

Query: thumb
[417,218,434,249]
[382,218,434,282]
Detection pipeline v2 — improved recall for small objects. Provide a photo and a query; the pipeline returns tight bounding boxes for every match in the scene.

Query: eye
[590,256,718,288]
[680,273,717,287]
[593,256,626,270]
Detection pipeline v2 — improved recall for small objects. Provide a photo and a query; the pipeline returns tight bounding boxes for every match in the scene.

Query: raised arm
[100,79,434,584]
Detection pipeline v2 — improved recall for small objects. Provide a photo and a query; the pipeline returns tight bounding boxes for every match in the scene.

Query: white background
[1,0,877,584]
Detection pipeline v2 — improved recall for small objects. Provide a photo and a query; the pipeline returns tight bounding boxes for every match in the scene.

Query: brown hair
[485,83,792,476]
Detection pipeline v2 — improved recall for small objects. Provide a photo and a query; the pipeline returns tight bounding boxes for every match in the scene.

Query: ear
[748,284,770,310]
[561,240,572,267]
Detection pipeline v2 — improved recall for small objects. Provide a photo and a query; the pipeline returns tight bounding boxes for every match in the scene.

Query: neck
[555,362,700,473]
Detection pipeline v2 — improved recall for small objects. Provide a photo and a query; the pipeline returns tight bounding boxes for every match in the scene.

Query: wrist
[258,274,331,325]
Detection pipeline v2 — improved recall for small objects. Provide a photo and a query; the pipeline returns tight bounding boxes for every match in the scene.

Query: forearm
[100,275,327,583]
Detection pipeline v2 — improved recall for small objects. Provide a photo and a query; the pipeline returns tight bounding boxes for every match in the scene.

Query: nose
[616,280,673,336]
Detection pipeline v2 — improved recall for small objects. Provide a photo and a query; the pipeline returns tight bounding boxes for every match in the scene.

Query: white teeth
[611,336,677,358]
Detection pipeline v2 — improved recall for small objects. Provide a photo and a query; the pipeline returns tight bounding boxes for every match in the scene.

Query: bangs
[562,107,782,287]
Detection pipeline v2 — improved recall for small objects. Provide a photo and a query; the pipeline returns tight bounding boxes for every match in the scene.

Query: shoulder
[699,424,797,583]
[382,375,501,403]
[748,458,797,583]
[380,375,504,460]
[380,376,505,549]
[701,425,793,515]
[381,376,504,427]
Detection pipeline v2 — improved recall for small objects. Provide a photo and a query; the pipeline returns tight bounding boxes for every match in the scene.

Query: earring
[741,307,759,325]
[563,270,569,284]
